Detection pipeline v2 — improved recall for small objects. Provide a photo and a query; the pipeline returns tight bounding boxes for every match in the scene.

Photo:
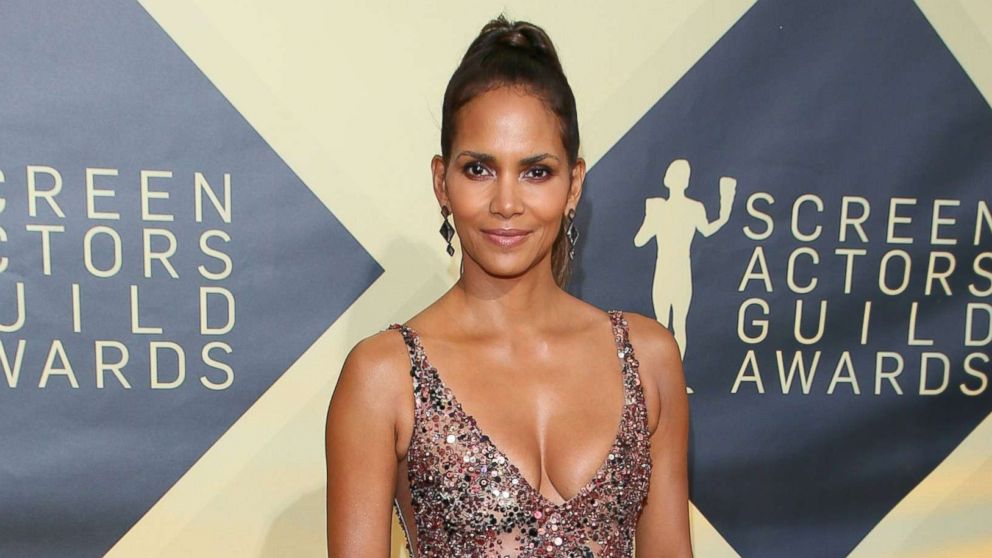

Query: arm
[325,333,405,557]
[627,314,692,558]
[697,177,737,237]
[634,199,658,247]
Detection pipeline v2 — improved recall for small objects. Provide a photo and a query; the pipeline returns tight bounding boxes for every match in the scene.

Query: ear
[566,157,586,212]
[431,154,448,209]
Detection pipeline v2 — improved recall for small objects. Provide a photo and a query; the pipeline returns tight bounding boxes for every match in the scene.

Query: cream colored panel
[917,0,992,109]
[849,412,992,558]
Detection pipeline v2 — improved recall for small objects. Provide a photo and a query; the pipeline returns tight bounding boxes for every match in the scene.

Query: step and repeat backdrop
[1,1,989,557]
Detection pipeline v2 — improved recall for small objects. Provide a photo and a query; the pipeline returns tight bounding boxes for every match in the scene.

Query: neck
[447,251,564,334]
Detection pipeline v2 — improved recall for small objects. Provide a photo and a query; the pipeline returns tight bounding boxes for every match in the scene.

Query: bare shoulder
[620,311,687,431]
[338,326,412,386]
[327,326,414,447]
[622,311,681,369]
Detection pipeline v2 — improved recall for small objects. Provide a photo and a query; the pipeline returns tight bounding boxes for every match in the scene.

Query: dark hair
[441,14,580,288]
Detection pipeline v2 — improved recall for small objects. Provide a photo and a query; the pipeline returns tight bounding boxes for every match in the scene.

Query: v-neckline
[399,309,630,510]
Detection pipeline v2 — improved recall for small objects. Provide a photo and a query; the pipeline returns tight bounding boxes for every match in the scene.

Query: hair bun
[496,27,546,54]
[473,14,562,72]
[497,30,534,49]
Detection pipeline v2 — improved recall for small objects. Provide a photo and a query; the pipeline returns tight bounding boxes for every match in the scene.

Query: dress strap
[608,309,630,354]
[609,310,641,380]
[386,323,427,385]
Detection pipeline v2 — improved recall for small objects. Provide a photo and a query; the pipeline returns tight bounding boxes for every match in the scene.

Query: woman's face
[432,85,584,281]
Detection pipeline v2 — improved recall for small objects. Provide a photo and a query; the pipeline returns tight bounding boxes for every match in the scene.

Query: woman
[326,14,690,558]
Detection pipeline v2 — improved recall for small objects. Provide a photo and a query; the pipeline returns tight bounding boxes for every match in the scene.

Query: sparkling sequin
[387,310,652,557]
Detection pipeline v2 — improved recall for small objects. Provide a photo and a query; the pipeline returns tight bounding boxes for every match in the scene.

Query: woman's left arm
[627,313,692,558]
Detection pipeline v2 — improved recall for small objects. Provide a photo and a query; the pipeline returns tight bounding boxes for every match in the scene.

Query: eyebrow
[456,151,560,165]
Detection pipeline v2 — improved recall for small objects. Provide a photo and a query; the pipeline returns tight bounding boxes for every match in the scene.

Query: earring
[564,207,579,260]
[439,205,455,256]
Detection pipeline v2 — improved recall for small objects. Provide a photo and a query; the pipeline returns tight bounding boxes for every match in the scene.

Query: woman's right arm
[325,333,405,557]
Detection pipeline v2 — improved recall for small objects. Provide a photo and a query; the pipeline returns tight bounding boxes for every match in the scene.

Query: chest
[395,361,652,557]
[396,342,628,498]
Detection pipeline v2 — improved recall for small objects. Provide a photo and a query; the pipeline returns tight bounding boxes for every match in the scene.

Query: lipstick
[481,228,530,248]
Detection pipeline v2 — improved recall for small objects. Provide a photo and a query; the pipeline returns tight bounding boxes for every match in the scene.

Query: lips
[481,228,531,248]
[482,228,529,236]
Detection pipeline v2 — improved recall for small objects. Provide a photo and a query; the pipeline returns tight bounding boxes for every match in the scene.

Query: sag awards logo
[0,165,237,391]
[635,158,991,397]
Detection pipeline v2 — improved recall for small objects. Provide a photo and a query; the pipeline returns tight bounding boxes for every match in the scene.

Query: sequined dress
[386,310,653,557]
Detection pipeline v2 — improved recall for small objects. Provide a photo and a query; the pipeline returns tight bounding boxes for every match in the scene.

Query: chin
[475,253,545,277]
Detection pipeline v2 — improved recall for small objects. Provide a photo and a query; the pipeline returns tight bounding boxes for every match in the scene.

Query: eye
[525,166,553,180]
[463,161,491,178]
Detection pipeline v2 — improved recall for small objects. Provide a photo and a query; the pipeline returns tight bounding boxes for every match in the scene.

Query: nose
[490,173,523,218]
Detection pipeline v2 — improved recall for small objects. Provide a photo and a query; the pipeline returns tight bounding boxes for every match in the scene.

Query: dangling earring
[439,205,455,257]
[564,207,579,260]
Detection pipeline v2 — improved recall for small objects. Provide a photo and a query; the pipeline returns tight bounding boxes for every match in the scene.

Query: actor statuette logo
[635,158,738,394]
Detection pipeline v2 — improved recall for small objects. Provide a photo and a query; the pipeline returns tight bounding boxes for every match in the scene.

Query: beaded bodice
[387,310,653,557]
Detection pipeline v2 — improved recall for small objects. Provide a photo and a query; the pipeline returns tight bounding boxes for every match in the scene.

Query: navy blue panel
[0,1,381,556]
[573,1,991,556]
